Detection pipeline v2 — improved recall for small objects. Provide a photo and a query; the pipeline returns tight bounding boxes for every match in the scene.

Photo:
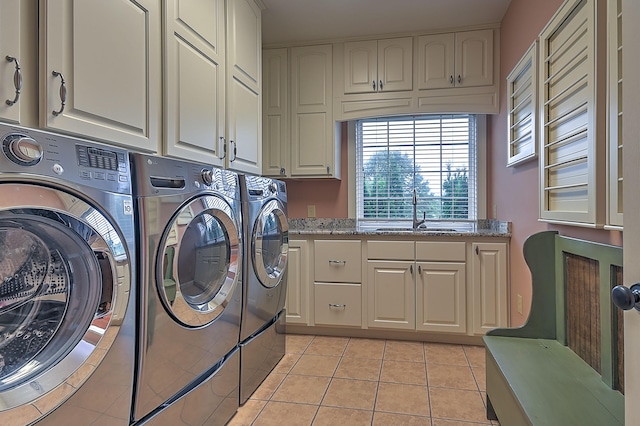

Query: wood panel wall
[565,253,601,373]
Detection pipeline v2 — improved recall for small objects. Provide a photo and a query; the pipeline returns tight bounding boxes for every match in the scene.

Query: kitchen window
[355,114,480,227]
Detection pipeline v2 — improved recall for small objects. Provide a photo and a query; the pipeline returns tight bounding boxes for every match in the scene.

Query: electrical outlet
[493,204,498,219]
[517,294,523,315]
[307,205,316,218]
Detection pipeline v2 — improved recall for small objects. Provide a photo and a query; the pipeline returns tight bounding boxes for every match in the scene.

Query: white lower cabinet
[313,240,362,327]
[314,282,361,327]
[471,242,508,334]
[416,261,466,333]
[285,236,508,338]
[367,260,415,330]
[285,239,310,325]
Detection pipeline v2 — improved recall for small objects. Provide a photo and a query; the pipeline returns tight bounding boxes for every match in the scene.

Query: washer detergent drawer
[314,282,362,327]
[314,240,362,283]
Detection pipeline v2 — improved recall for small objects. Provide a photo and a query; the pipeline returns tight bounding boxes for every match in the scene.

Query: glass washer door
[158,194,240,327]
[252,199,288,289]
[0,183,129,412]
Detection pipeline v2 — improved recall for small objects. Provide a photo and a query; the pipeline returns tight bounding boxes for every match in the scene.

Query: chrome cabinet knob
[612,284,640,311]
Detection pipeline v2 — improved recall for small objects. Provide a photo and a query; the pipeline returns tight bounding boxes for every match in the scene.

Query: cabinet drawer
[367,240,414,260]
[314,240,361,282]
[314,283,361,327]
[416,241,466,261]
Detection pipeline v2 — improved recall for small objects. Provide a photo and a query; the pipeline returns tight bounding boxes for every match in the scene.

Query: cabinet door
[227,0,262,174]
[227,77,260,174]
[343,40,377,94]
[262,48,288,177]
[285,240,310,325]
[378,37,413,92]
[0,0,24,125]
[164,0,225,165]
[471,242,508,335]
[41,0,161,152]
[290,44,334,177]
[455,29,493,88]
[417,33,455,90]
[416,261,466,333]
[367,260,415,330]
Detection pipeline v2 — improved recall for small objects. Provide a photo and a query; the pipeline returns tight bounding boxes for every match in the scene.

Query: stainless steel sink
[374,227,461,233]
[417,227,458,232]
[374,227,414,232]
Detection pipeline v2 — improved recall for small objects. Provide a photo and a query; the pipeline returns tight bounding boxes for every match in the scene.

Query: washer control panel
[0,123,131,194]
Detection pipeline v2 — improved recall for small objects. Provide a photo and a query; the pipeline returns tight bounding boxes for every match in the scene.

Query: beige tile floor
[229,335,500,426]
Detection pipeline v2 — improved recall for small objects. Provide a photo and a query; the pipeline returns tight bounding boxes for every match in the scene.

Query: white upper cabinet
[262,48,288,177]
[417,29,493,90]
[290,44,336,177]
[164,0,226,166]
[0,0,33,126]
[40,0,162,153]
[343,37,413,94]
[226,0,262,175]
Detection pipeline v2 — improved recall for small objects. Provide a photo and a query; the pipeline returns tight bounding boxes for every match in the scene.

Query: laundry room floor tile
[289,354,340,377]
[231,336,499,426]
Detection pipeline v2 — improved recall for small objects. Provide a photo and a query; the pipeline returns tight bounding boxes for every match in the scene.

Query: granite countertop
[288,218,511,238]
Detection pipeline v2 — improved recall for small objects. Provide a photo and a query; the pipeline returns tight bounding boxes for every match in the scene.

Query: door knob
[611,284,640,311]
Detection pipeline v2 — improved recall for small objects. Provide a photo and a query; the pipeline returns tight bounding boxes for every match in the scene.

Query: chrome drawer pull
[328,260,346,265]
[329,303,346,309]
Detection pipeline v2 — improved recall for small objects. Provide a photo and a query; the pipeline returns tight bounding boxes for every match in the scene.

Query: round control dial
[201,168,214,185]
[2,133,43,166]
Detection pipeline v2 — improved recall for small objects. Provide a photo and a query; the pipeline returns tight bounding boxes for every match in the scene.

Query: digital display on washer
[76,145,122,171]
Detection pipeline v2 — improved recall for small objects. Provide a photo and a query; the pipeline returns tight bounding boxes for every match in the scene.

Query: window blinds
[356,114,477,223]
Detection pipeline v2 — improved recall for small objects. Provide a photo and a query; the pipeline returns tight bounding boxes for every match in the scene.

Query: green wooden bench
[484,231,624,426]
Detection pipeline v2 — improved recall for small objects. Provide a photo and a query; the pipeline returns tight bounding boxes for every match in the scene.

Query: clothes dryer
[130,154,242,425]
[0,124,136,425]
[238,174,288,404]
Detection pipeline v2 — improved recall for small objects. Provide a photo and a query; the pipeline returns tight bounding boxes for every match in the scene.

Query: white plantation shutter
[607,0,623,228]
[507,41,538,166]
[356,114,477,224]
[539,0,603,226]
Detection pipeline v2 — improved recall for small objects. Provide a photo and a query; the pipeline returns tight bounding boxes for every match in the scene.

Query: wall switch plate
[517,294,523,315]
[307,205,316,218]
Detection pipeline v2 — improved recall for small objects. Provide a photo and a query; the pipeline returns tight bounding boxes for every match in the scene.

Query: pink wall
[488,0,623,326]
[287,0,624,326]
[286,122,349,218]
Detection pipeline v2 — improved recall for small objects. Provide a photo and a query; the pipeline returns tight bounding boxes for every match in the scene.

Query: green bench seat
[485,336,623,425]
[484,231,624,426]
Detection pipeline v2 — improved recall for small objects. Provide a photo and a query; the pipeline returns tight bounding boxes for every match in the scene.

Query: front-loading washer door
[158,194,241,327]
[0,183,131,415]
[252,199,288,289]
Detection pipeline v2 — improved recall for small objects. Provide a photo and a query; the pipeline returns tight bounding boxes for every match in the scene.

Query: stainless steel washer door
[0,183,130,413]
[158,194,241,327]
[252,199,288,289]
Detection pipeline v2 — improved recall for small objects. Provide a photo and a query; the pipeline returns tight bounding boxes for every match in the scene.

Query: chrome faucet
[412,188,427,229]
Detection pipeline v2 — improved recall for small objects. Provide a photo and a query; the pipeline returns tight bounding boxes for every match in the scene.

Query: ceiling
[261,0,512,46]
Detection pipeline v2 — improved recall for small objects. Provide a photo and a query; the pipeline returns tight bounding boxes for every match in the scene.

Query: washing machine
[238,174,288,404]
[0,124,136,425]
[130,154,242,425]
